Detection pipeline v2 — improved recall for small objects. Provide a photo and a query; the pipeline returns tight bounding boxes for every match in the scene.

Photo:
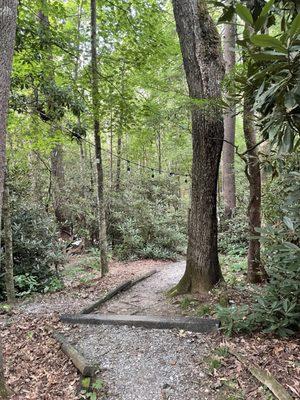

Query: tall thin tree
[171,0,224,293]
[0,1,18,397]
[222,18,236,218]
[243,18,266,284]
[243,99,266,283]
[3,174,15,304]
[90,0,109,275]
[38,0,70,237]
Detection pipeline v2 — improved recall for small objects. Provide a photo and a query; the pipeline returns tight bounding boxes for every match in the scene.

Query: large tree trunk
[243,101,266,283]
[91,0,108,275]
[3,175,15,304]
[171,0,224,293]
[0,1,18,397]
[222,20,236,218]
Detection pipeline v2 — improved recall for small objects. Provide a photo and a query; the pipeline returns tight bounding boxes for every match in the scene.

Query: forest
[0,0,299,399]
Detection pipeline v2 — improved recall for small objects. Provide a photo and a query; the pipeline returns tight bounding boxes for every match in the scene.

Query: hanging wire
[68,126,191,180]
[25,109,191,181]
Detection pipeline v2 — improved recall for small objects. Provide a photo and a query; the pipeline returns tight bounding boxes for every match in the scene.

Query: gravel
[66,262,218,400]
[69,325,215,400]
[98,261,186,316]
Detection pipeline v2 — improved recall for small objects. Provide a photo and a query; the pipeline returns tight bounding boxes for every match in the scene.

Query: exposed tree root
[167,274,192,297]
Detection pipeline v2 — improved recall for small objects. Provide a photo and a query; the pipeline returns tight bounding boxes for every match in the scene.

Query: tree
[222,17,236,218]
[171,0,224,293]
[3,174,15,304]
[90,0,109,275]
[243,96,265,283]
[0,0,18,397]
[38,0,70,237]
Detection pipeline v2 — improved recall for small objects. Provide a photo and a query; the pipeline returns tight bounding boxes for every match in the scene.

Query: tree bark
[91,0,108,275]
[222,20,236,218]
[110,107,113,188]
[0,1,18,397]
[50,144,70,237]
[115,135,122,191]
[171,0,224,293]
[157,130,162,174]
[243,100,266,283]
[115,64,126,192]
[3,175,15,304]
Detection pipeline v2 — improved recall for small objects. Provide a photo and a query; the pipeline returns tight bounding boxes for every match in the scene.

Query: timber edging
[53,332,97,377]
[61,313,220,333]
[79,268,157,314]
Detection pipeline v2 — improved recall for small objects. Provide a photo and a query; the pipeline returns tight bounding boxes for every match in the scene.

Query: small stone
[211,381,222,390]
[162,383,170,389]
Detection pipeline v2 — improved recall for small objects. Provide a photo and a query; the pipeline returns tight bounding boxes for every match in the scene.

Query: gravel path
[70,325,215,400]
[67,262,219,400]
[98,261,186,316]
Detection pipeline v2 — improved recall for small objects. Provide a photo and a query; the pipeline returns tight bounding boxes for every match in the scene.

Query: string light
[42,120,191,181]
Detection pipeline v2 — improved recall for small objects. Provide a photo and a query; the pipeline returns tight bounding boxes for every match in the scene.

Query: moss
[167,264,194,296]
[197,0,223,63]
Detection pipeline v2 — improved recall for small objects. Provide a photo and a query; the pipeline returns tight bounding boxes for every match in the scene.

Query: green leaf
[260,0,275,17]
[254,0,275,31]
[218,6,235,24]
[236,3,253,25]
[81,377,91,389]
[284,93,297,112]
[283,216,294,230]
[255,15,268,31]
[289,13,300,36]
[250,34,287,53]
[92,379,103,390]
[251,51,286,61]
[284,242,299,250]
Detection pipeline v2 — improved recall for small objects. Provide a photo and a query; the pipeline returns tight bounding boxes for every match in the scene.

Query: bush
[255,171,300,335]
[0,205,64,300]
[107,174,187,260]
[217,171,300,336]
[218,206,248,256]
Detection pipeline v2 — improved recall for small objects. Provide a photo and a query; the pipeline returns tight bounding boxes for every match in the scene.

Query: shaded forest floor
[0,255,299,399]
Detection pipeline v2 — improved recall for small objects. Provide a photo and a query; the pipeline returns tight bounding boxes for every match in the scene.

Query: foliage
[0,205,64,300]
[217,168,300,336]
[257,170,300,335]
[81,377,104,400]
[8,0,189,264]
[216,304,255,335]
[107,174,187,260]
[218,206,248,256]
[218,0,300,153]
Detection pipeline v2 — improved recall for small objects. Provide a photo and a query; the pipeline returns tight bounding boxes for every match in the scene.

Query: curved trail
[68,262,218,400]
[98,261,186,316]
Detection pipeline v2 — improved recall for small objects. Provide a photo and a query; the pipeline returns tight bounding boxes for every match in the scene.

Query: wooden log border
[53,332,97,377]
[61,313,220,333]
[229,348,294,400]
[80,268,157,314]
